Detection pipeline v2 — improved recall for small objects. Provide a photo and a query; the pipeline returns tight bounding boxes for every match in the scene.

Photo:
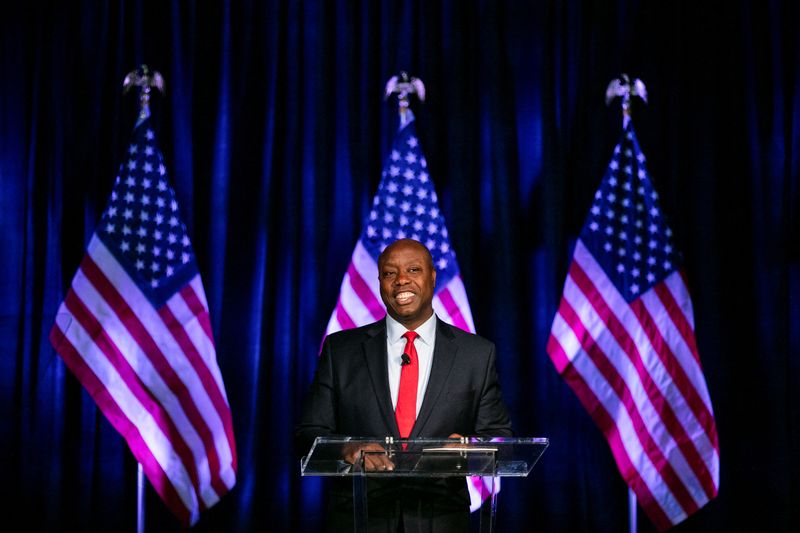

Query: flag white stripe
[166,286,228,403]
[431,295,454,328]
[88,237,235,488]
[640,278,714,413]
[189,276,210,311]
[338,273,381,325]
[57,306,199,516]
[351,240,382,304]
[454,277,475,331]
[550,311,686,522]
[466,477,499,512]
[663,273,695,330]
[433,276,476,332]
[640,280,720,490]
[325,312,343,335]
[640,281,718,429]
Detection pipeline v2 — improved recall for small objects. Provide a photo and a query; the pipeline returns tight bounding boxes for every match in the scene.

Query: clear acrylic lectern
[300,436,548,532]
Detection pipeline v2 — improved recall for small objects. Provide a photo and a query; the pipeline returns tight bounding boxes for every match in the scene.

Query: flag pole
[137,463,146,533]
[628,487,638,533]
[384,71,426,128]
[122,65,166,533]
[605,74,648,533]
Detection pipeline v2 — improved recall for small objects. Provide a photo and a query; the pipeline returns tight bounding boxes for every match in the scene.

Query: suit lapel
[410,319,457,438]
[361,320,400,437]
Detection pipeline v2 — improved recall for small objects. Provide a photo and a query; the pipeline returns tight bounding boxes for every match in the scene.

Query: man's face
[378,240,436,331]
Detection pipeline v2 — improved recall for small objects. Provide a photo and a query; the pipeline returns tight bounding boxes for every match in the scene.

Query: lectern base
[353,476,496,533]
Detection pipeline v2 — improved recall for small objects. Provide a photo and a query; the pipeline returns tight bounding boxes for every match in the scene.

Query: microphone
[401,353,411,366]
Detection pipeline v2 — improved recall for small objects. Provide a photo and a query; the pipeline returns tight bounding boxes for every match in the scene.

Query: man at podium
[296,238,513,532]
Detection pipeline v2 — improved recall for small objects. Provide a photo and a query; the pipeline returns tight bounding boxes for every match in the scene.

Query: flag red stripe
[545,332,571,374]
[347,262,385,320]
[469,475,491,500]
[558,283,700,516]
[171,285,238,471]
[158,304,236,495]
[653,281,700,366]
[180,284,215,344]
[630,297,718,499]
[49,325,194,526]
[653,281,719,453]
[435,286,470,332]
[63,288,206,504]
[546,332,674,531]
[335,300,357,330]
[80,254,227,500]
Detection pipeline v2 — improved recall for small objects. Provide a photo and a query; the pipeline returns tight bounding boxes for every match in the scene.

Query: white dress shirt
[386,313,436,417]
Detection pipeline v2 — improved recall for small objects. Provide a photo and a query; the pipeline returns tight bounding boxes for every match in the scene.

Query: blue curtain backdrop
[1,1,798,531]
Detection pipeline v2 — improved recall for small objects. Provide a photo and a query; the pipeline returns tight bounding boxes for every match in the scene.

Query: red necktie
[395,331,419,438]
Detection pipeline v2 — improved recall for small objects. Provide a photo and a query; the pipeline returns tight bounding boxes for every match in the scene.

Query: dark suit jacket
[295,317,513,532]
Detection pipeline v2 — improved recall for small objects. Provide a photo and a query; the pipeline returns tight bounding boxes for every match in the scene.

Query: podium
[301,436,548,532]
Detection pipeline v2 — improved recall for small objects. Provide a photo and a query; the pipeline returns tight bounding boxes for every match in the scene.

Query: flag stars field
[93,145,199,296]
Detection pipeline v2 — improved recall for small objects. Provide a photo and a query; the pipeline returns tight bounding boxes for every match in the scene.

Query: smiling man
[296,238,513,532]
[378,238,437,331]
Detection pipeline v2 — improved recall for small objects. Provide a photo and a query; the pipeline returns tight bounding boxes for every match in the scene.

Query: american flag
[49,116,237,526]
[325,114,474,335]
[324,113,496,510]
[546,121,720,530]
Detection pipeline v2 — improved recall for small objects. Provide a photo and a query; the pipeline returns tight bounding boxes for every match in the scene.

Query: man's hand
[342,442,395,471]
[443,433,469,449]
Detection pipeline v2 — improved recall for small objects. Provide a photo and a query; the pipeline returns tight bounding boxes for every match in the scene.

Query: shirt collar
[386,312,437,346]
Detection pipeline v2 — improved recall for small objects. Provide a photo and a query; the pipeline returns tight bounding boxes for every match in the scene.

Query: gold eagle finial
[123,65,166,122]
